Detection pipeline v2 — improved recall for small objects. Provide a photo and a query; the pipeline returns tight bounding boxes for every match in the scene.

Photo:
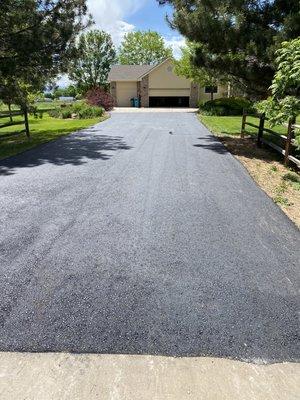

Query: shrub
[48,101,104,119]
[48,105,73,119]
[199,97,254,116]
[72,102,104,119]
[48,108,61,118]
[61,108,73,119]
[86,87,115,111]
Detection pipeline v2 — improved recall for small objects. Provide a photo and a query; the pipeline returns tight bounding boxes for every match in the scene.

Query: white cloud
[164,36,185,59]
[109,20,135,45]
[88,1,185,57]
[57,0,144,87]
[87,0,147,45]
[56,1,185,87]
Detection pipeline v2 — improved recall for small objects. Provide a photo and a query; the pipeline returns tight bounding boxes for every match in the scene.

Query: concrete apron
[0,353,299,399]
[112,107,198,113]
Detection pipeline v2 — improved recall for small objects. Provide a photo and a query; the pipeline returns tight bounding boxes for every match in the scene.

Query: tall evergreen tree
[0,0,90,134]
[174,42,226,100]
[158,0,300,97]
[0,0,90,82]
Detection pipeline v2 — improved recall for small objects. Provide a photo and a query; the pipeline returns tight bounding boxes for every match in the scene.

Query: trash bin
[130,98,134,107]
[134,97,139,107]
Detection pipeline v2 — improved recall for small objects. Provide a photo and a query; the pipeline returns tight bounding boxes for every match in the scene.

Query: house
[108,58,228,108]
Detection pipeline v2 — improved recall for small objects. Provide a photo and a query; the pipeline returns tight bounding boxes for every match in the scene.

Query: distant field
[0,101,73,112]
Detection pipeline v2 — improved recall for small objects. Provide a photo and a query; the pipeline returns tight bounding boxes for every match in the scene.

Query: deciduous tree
[256,38,300,147]
[68,30,116,92]
[53,85,78,99]
[119,31,172,65]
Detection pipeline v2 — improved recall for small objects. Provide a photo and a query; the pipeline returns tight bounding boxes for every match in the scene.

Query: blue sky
[126,1,175,37]
[58,0,184,86]
[87,0,184,56]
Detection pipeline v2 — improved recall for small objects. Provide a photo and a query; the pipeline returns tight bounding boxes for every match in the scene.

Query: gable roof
[138,58,173,79]
[108,64,154,82]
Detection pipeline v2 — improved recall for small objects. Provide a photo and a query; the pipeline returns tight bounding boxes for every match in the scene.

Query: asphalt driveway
[0,112,299,363]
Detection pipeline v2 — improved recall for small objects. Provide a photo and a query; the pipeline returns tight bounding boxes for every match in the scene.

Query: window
[205,86,218,94]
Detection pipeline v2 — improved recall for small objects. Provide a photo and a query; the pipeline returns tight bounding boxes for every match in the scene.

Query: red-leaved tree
[85,87,115,111]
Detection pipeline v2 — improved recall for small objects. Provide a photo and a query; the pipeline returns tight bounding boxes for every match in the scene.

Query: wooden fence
[241,110,300,168]
[0,107,53,140]
[0,110,30,139]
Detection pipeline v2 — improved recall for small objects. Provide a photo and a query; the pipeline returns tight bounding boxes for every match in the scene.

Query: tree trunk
[227,82,231,98]
[8,103,13,122]
[23,107,30,139]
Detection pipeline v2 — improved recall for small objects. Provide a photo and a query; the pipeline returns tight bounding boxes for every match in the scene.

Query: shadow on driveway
[0,129,131,176]
[193,136,228,155]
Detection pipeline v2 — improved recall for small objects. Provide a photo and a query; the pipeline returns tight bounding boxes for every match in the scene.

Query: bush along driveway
[199,114,300,227]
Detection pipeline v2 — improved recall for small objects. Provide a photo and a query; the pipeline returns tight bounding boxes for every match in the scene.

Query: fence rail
[0,120,25,130]
[0,110,25,118]
[0,110,29,139]
[241,110,300,168]
[0,106,61,141]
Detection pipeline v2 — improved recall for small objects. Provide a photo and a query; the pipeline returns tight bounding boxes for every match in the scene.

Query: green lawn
[199,114,300,158]
[199,115,287,137]
[0,113,109,160]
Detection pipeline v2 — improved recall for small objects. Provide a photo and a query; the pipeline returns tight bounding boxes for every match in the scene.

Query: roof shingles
[108,65,154,82]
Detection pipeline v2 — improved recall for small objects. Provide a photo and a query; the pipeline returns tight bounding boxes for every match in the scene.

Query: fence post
[257,113,265,147]
[8,103,13,123]
[241,109,246,138]
[23,107,30,139]
[284,117,295,166]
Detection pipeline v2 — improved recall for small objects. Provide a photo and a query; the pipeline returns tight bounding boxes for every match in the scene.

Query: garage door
[116,82,137,107]
[149,88,190,97]
[149,96,190,107]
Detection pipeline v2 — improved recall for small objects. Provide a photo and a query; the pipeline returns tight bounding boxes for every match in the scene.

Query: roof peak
[108,59,173,82]
[112,64,156,67]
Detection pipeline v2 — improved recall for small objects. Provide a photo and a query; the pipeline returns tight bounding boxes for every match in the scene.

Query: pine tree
[0,0,90,134]
[158,0,300,97]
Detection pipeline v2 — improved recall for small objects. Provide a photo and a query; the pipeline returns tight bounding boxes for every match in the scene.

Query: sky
[86,0,184,56]
[58,0,184,87]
